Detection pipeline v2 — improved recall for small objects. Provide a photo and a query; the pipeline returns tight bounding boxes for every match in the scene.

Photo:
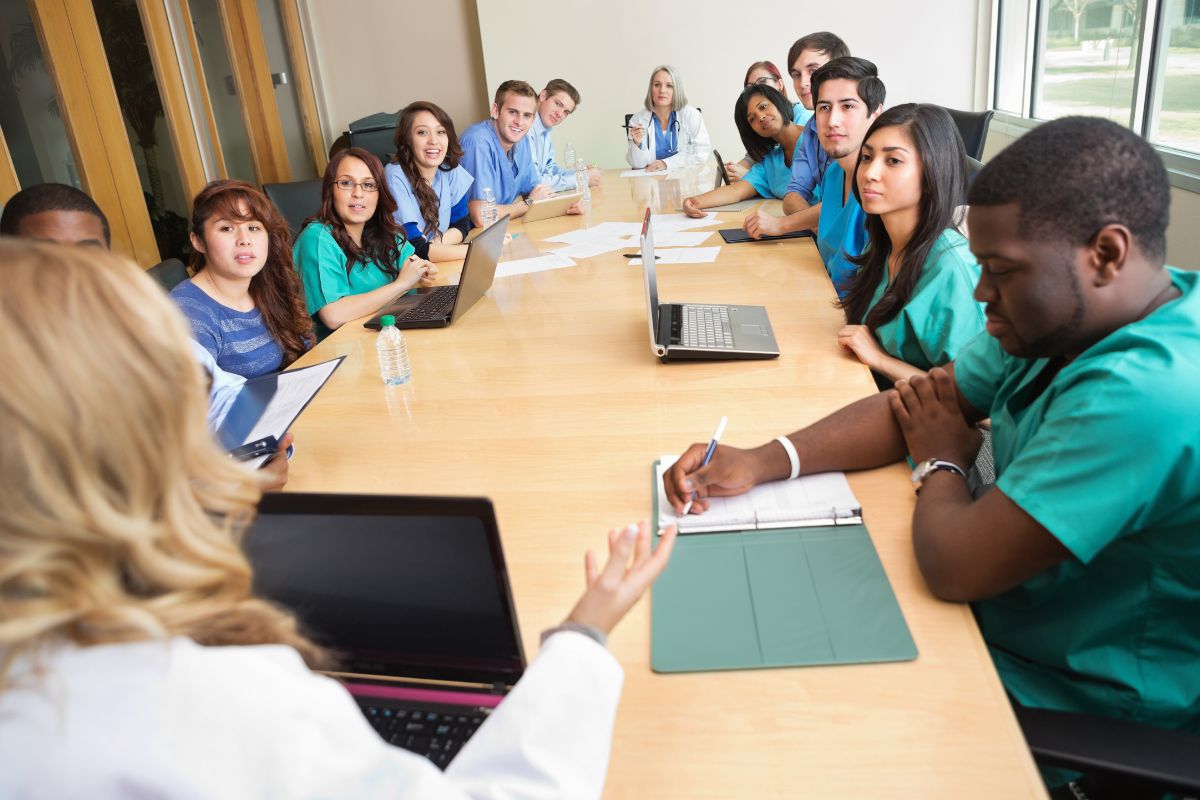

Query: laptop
[713,149,731,188]
[244,492,525,769]
[364,215,509,330]
[638,209,780,362]
[522,189,583,222]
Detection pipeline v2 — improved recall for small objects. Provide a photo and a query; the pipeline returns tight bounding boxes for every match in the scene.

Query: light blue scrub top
[459,119,538,205]
[955,266,1200,734]
[385,162,473,238]
[744,136,803,201]
[792,102,812,126]
[528,114,576,192]
[815,161,868,298]
[865,228,984,370]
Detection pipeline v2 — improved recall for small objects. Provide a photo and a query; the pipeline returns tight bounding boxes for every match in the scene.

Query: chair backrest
[966,155,984,186]
[346,111,399,165]
[262,179,324,238]
[147,257,189,292]
[942,107,994,161]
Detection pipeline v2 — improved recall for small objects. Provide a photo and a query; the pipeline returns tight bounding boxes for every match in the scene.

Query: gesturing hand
[566,521,677,636]
[888,367,981,469]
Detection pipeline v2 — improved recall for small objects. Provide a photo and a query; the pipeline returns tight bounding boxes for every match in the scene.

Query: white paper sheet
[652,231,715,247]
[494,252,577,278]
[550,240,634,259]
[650,212,721,232]
[240,358,343,468]
[629,246,721,265]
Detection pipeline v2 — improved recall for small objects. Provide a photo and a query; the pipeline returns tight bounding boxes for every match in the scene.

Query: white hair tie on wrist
[775,435,800,480]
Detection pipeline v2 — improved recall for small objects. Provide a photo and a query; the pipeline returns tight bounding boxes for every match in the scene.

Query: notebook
[718,227,813,244]
[656,455,862,533]
[243,493,525,768]
[650,461,917,673]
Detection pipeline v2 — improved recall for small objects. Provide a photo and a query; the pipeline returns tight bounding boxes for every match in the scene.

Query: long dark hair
[840,104,967,329]
[308,147,407,279]
[391,101,463,239]
[189,180,313,367]
[734,84,795,162]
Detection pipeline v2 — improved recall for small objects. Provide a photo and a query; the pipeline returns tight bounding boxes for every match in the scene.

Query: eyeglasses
[334,178,379,193]
[749,76,778,86]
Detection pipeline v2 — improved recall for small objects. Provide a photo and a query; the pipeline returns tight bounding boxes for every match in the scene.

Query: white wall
[301,0,489,147]
[475,0,986,169]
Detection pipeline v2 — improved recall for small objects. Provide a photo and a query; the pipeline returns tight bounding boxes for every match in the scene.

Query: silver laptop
[639,209,779,362]
[364,215,509,330]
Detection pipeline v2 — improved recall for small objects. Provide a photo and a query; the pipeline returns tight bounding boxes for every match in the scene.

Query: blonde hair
[0,240,322,685]
[644,64,688,112]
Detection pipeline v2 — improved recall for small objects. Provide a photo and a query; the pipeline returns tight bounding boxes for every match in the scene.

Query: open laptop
[713,149,731,188]
[364,215,509,330]
[244,493,525,769]
[639,209,779,362]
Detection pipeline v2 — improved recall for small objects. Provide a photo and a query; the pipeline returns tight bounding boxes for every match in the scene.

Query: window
[995,0,1200,160]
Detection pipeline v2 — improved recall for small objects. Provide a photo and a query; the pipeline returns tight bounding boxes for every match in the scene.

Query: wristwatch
[523,196,534,207]
[910,458,967,494]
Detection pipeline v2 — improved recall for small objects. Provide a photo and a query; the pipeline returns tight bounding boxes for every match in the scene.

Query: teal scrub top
[792,102,812,126]
[955,266,1200,733]
[744,136,803,201]
[293,222,416,339]
[816,162,868,298]
[866,228,984,370]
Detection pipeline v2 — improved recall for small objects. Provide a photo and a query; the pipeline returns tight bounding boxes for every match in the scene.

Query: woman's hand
[837,324,886,370]
[682,197,705,219]
[399,256,437,289]
[725,161,749,182]
[630,125,646,146]
[645,160,668,173]
[565,521,677,636]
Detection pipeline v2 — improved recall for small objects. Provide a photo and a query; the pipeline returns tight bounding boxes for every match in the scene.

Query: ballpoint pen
[682,415,727,515]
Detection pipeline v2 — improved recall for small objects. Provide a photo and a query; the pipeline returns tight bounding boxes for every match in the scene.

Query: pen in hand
[682,415,728,515]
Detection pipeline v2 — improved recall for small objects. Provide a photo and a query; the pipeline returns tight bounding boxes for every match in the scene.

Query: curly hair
[0,182,111,245]
[308,147,407,279]
[968,116,1169,261]
[0,240,324,689]
[392,101,463,239]
[189,180,314,367]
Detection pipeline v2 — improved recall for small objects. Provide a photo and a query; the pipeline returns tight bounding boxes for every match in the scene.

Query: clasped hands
[888,367,981,471]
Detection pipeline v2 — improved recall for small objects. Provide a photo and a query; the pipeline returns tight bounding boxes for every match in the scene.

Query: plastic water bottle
[563,142,576,174]
[575,158,589,197]
[684,133,696,166]
[376,315,412,385]
[480,187,498,227]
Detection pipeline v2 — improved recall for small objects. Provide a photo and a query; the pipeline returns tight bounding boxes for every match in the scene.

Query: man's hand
[528,184,553,202]
[888,368,981,469]
[587,166,603,186]
[662,443,768,515]
[743,208,783,239]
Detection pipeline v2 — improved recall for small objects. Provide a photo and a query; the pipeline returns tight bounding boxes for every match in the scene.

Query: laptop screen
[450,215,509,324]
[640,209,664,356]
[244,493,525,687]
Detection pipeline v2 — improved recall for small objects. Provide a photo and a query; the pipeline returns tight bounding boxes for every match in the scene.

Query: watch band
[523,196,534,207]
[775,435,800,480]
[540,621,607,648]
[912,458,968,494]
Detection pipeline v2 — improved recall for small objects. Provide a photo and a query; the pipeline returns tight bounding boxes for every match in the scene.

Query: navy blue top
[169,278,284,379]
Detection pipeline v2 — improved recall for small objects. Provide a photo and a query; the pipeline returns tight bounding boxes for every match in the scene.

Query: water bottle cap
[380,315,395,327]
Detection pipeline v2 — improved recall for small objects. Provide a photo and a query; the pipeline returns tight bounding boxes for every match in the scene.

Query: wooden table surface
[286,169,1047,798]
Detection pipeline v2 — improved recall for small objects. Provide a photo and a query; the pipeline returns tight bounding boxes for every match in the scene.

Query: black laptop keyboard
[358,697,491,768]
[395,286,458,322]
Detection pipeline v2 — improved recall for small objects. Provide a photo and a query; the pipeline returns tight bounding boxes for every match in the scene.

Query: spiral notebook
[656,455,863,534]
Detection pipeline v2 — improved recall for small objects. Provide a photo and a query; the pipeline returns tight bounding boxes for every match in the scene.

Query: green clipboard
[651,461,918,673]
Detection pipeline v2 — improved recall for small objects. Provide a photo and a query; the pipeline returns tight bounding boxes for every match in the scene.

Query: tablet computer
[522,190,583,222]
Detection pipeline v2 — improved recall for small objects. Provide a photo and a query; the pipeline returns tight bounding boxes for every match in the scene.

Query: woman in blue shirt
[625,65,710,172]
[170,180,313,379]
[836,104,984,385]
[294,147,438,339]
[682,85,802,216]
[385,101,473,263]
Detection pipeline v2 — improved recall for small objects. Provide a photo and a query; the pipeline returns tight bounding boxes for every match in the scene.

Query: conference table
[285,168,1048,798]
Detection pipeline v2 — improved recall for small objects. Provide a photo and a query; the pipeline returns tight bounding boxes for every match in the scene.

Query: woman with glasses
[726,61,811,182]
[293,147,438,338]
[625,65,710,172]
[169,180,313,378]
[682,85,804,217]
[385,101,473,263]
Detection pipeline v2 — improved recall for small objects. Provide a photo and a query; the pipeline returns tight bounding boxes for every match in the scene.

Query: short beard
[1012,254,1087,358]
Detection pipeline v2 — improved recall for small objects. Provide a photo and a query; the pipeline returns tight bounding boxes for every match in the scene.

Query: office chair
[347,111,400,165]
[1013,702,1200,798]
[262,179,323,237]
[146,257,189,292]
[939,107,994,161]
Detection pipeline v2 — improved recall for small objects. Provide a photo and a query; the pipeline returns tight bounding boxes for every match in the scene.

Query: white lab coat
[625,106,711,170]
[0,631,623,799]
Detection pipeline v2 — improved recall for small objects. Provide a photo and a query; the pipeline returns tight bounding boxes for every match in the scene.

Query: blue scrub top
[744,136,803,200]
[459,119,538,205]
[784,114,831,204]
[792,102,812,126]
[385,162,473,238]
[955,266,1200,735]
[528,115,576,192]
[815,161,868,297]
[653,111,679,161]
